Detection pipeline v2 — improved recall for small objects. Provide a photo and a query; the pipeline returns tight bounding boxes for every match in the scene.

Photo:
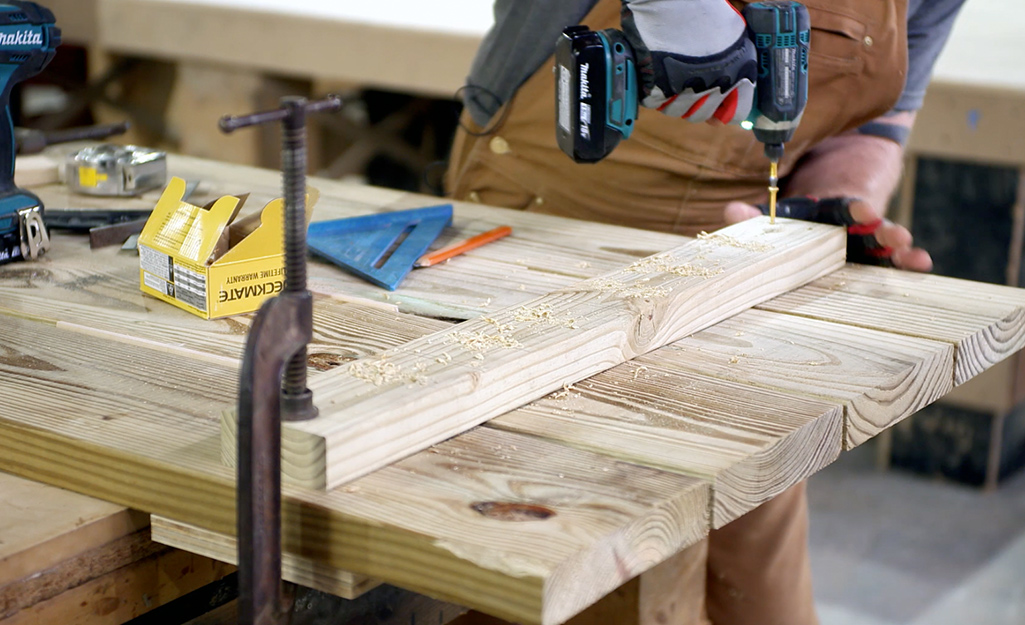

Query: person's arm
[725,0,967,272]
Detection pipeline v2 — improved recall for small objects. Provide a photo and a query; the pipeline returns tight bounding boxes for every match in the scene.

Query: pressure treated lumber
[0,473,148,589]
[151,516,379,600]
[492,354,842,528]
[224,217,845,490]
[0,314,709,625]
[759,264,1025,385]
[658,309,954,450]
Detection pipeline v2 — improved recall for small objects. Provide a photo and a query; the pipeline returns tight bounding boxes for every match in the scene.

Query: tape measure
[63,144,167,196]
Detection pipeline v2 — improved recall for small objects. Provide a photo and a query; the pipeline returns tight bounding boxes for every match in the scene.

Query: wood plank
[151,516,380,600]
[0,545,232,625]
[0,472,148,589]
[491,354,843,527]
[228,218,845,490]
[0,314,709,625]
[655,309,955,449]
[758,264,1025,385]
[0,530,161,620]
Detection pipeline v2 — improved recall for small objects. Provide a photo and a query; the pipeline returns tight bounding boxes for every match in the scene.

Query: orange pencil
[414,225,513,268]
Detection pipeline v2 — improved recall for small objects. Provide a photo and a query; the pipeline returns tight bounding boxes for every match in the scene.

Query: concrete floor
[808,440,1025,625]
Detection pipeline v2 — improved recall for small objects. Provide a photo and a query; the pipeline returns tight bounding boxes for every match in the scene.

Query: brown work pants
[446,1,908,622]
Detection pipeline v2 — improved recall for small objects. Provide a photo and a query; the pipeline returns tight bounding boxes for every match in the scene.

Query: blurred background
[18,1,1025,622]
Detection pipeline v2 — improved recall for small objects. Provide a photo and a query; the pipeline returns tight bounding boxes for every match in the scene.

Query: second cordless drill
[0,1,59,266]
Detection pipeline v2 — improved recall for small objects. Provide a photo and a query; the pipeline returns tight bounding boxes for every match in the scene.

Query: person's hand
[724,199,933,272]
[621,0,757,124]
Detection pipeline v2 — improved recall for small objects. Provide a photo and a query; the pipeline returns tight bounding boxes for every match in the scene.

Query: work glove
[621,0,757,124]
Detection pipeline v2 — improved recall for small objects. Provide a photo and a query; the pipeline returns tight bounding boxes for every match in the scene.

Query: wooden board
[656,309,954,450]
[151,516,380,600]
[1,544,232,625]
[0,312,709,625]
[224,217,845,490]
[758,265,1025,386]
[490,353,843,528]
[0,473,147,590]
[97,0,489,97]
[7,154,1025,624]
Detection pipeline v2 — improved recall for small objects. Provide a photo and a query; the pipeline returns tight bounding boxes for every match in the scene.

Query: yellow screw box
[138,176,316,319]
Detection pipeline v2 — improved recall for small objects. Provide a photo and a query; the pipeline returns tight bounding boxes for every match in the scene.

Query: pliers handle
[756,196,894,267]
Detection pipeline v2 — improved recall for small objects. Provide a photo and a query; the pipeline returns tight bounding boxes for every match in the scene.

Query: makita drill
[555,1,809,220]
[0,1,59,266]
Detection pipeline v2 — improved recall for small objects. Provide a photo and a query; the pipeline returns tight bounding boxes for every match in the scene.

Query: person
[445,1,966,623]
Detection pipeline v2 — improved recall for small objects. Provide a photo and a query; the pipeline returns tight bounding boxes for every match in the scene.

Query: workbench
[2,153,1025,624]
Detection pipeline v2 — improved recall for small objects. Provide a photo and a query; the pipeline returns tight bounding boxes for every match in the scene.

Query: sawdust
[349,358,404,386]
[514,303,579,329]
[697,231,773,252]
[550,382,579,400]
[586,277,670,300]
[627,253,723,279]
[447,328,521,358]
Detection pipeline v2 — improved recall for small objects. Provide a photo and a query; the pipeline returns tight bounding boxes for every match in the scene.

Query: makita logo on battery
[579,63,591,99]
[0,29,43,46]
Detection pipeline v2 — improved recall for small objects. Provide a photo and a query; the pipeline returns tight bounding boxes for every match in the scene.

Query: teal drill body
[743,0,810,163]
[556,1,809,166]
[0,1,59,265]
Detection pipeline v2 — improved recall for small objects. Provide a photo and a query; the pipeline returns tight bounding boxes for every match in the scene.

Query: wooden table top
[2,154,1024,624]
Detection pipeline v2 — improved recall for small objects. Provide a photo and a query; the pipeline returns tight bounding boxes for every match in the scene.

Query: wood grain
[228,218,845,490]
[0,315,709,625]
[0,472,148,589]
[660,309,955,449]
[0,545,232,625]
[151,516,380,600]
[758,265,1025,385]
[0,530,162,619]
[492,359,842,527]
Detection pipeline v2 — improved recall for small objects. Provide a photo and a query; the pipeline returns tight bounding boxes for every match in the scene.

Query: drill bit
[768,160,779,224]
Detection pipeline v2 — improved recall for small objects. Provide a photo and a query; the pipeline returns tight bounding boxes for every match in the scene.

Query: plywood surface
[3,154,1025,624]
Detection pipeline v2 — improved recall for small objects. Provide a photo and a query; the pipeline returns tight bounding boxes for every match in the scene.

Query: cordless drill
[0,1,59,266]
[555,1,810,222]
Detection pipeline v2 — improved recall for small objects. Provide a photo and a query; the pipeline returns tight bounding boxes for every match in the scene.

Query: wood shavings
[586,277,670,300]
[481,316,515,334]
[447,329,521,357]
[626,254,723,279]
[348,358,403,386]
[436,352,452,365]
[697,231,773,252]
[632,365,648,380]
[514,303,579,329]
[576,261,591,268]
[551,382,579,400]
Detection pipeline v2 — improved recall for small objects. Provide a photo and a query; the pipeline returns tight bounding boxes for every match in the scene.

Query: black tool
[221,95,341,625]
[15,120,130,155]
[43,208,151,231]
[0,1,60,265]
[756,196,894,267]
